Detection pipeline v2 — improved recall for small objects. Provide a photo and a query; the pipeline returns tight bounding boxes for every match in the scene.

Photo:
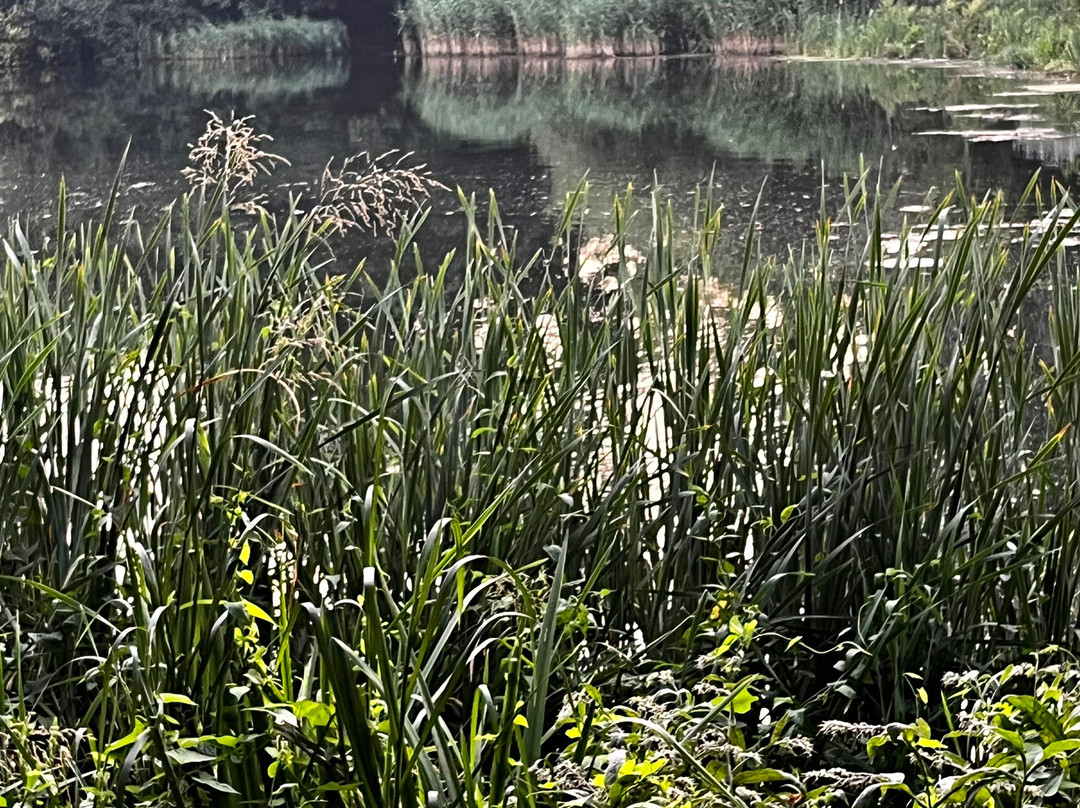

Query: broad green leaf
[731,688,757,715]
[160,693,197,707]
[192,773,240,794]
[166,748,217,766]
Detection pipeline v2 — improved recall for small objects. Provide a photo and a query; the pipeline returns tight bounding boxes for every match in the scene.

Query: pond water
[4,52,1080,265]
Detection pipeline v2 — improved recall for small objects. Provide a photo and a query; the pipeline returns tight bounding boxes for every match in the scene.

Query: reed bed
[5,134,1080,804]
[150,18,349,62]
[398,0,796,57]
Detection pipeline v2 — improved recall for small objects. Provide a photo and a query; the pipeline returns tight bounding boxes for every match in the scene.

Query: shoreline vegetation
[148,18,349,62]
[403,31,782,58]
[396,0,802,58]
[4,0,1079,73]
[7,113,1080,804]
[0,1,350,72]
[794,0,1080,71]
[398,0,1080,75]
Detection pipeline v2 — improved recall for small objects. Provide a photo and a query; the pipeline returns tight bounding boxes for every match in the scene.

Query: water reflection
[401,56,1080,255]
[403,57,1080,197]
[150,58,351,100]
[3,53,1080,269]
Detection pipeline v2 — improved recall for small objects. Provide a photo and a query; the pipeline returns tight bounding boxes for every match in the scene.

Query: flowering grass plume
[311,151,448,236]
[184,112,444,234]
[183,111,290,199]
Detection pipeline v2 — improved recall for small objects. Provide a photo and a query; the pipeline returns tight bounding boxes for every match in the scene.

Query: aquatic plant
[151,17,349,61]
[797,0,1080,71]
[5,113,1080,803]
[398,0,801,55]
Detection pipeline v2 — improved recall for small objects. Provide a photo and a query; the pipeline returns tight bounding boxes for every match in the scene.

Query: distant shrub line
[398,0,806,57]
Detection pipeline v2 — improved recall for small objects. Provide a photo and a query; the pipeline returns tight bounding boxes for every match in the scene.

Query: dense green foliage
[0,0,348,67]
[5,114,1080,804]
[798,0,1080,70]
[399,0,1080,67]
[151,17,348,61]
[398,0,844,54]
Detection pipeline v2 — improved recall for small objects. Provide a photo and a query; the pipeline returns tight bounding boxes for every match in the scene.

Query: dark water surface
[5,52,1080,265]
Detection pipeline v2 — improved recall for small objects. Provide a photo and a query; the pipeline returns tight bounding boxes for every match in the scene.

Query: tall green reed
[399,0,804,48]
[3,151,1080,804]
